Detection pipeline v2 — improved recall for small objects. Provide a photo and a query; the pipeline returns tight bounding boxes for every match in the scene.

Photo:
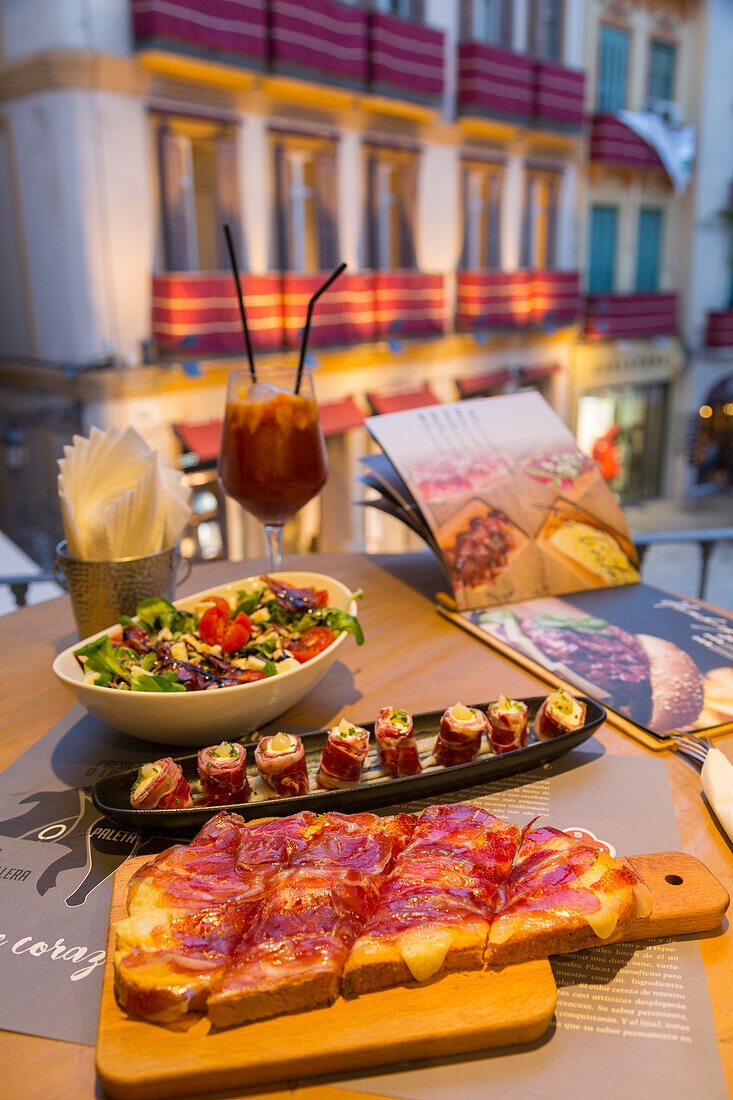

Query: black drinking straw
[295,261,347,394]
[223,223,256,381]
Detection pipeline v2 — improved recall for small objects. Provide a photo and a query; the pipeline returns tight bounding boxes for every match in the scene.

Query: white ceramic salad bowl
[52,571,359,746]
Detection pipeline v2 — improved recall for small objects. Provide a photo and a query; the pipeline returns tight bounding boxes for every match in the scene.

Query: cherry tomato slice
[314,589,329,608]
[289,625,336,664]
[221,613,251,653]
[199,606,226,646]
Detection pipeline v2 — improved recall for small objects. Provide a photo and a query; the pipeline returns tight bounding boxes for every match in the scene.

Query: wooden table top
[1,550,732,1100]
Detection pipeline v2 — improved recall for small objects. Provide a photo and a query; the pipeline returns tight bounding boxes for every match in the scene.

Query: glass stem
[264,524,283,570]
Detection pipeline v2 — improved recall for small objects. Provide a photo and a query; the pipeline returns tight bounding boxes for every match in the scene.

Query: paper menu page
[462,583,733,737]
[365,392,639,611]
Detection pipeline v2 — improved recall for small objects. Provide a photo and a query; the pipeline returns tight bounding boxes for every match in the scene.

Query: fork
[669,734,711,768]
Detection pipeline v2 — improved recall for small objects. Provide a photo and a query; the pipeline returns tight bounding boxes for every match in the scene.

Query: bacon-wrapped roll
[197,742,250,804]
[487,696,528,754]
[254,733,310,797]
[317,719,370,790]
[375,707,422,777]
[535,690,587,740]
[433,703,487,766]
[130,758,193,809]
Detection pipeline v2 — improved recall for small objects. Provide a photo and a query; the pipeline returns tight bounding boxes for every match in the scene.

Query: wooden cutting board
[96,851,729,1100]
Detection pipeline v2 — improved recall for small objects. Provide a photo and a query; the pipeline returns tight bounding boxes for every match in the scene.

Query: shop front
[570,337,683,503]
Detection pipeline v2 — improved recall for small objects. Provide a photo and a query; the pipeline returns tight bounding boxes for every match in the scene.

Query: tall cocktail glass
[218,366,328,568]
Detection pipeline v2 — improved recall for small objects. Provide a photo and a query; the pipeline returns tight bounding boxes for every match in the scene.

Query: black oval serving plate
[92,696,605,833]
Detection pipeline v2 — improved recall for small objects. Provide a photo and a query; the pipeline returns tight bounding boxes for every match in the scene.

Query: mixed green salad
[74,575,363,693]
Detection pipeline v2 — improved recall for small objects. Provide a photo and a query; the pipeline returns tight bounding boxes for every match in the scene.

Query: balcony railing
[152,273,284,354]
[456,44,584,130]
[456,270,581,331]
[534,60,584,128]
[131,1,444,104]
[589,114,665,171]
[584,292,678,339]
[282,273,376,348]
[705,309,733,348]
[270,0,368,87]
[130,0,268,67]
[374,272,445,338]
[152,271,445,354]
[456,43,534,121]
[368,11,444,103]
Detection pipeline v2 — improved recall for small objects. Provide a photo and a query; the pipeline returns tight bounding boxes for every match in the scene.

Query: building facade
[0,0,730,567]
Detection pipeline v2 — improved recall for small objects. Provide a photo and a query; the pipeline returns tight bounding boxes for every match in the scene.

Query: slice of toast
[208,963,340,1028]
[486,847,649,965]
[343,921,488,996]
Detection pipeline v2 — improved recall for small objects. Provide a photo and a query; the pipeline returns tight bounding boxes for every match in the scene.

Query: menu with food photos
[362,392,640,612]
[363,393,733,740]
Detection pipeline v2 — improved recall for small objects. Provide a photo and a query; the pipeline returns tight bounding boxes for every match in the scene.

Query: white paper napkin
[701,747,733,845]
[57,426,192,561]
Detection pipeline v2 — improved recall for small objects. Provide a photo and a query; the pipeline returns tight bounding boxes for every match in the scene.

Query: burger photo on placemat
[474,604,704,735]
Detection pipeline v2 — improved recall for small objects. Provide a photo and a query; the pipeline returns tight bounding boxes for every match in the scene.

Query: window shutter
[545,178,559,269]
[158,125,191,272]
[527,0,539,56]
[520,175,533,268]
[459,0,473,42]
[597,25,629,112]
[500,0,513,47]
[458,167,469,269]
[396,157,418,270]
[487,173,502,269]
[366,153,380,270]
[314,147,339,270]
[588,205,617,294]
[273,142,292,272]
[215,131,245,270]
[636,208,662,292]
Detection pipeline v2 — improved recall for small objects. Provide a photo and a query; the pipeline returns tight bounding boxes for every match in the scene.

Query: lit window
[365,147,418,271]
[272,136,338,273]
[156,117,242,273]
[460,161,503,269]
[522,170,560,269]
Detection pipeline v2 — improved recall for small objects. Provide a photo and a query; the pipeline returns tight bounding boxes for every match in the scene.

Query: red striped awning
[319,396,365,437]
[457,370,513,398]
[520,363,560,383]
[131,0,268,64]
[368,11,444,101]
[173,420,222,466]
[457,42,534,120]
[367,383,441,416]
[270,0,368,86]
[589,114,666,172]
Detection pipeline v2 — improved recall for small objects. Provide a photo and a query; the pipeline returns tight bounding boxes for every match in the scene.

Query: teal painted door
[597,25,629,111]
[588,205,617,294]
[636,208,662,291]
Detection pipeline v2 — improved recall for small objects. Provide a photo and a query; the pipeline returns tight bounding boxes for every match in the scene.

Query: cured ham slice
[197,742,250,804]
[208,812,410,1026]
[374,707,422,777]
[343,804,519,994]
[486,825,651,964]
[433,703,487,766]
[130,758,193,810]
[487,696,528,754]
[535,690,587,740]
[254,733,309,796]
[115,811,254,1022]
[316,719,370,789]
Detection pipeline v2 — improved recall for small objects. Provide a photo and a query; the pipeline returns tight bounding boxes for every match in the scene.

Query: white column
[240,114,269,274]
[338,129,362,270]
[502,154,524,270]
[562,0,585,68]
[512,0,529,53]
